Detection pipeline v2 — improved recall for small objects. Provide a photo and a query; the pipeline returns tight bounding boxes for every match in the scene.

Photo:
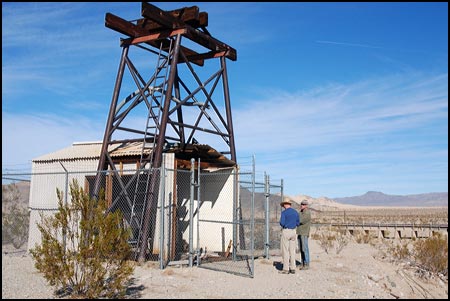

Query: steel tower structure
[92,2,237,262]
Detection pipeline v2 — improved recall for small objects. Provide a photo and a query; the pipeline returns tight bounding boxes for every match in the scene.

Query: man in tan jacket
[296,199,311,269]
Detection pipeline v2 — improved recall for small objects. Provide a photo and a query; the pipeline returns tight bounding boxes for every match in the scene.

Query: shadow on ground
[126,278,145,298]
[272,260,302,271]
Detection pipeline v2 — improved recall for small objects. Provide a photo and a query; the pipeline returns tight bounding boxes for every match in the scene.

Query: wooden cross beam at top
[136,5,208,31]
[104,2,236,65]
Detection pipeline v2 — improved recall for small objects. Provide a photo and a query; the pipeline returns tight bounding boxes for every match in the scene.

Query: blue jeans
[297,235,309,265]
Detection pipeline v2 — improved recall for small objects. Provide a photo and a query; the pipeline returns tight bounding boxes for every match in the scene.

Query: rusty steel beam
[93,46,129,198]
[221,56,236,162]
[137,33,183,263]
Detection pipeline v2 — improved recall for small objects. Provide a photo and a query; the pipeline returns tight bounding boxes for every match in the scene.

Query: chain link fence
[3,161,284,278]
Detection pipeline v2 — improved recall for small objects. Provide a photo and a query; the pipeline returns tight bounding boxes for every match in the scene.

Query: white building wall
[28,159,98,250]
[180,168,236,253]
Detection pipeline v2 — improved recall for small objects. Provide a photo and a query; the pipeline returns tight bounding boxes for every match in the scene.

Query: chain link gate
[158,159,256,278]
[195,168,255,278]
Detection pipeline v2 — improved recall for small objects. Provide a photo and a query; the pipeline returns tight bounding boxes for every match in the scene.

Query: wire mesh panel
[102,168,162,261]
[249,174,284,259]
[266,183,283,256]
[193,169,255,278]
[5,163,283,279]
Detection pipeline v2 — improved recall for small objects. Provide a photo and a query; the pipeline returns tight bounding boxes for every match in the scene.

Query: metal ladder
[129,38,173,250]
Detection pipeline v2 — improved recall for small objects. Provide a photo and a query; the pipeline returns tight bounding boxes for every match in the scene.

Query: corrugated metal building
[28,141,237,258]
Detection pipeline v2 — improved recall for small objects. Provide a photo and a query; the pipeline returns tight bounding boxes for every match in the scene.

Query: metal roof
[32,141,236,168]
[32,141,148,162]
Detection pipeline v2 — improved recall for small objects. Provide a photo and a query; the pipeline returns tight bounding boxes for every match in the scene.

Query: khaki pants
[281,228,297,271]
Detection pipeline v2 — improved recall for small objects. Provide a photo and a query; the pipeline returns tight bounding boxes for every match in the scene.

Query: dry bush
[317,231,335,254]
[354,232,373,244]
[413,233,448,276]
[334,230,350,254]
[389,241,411,261]
[384,234,448,279]
[30,180,134,299]
[311,231,336,254]
[2,183,30,249]
[313,228,331,254]
[313,227,351,255]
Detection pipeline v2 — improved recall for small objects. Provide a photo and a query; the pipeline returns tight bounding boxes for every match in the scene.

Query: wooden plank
[105,12,204,66]
[224,239,232,257]
[136,6,203,31]
[180,50,227,63]
[122,28,187,45]
[105,12,143,37]
[185,27,237,61]
[141,2,236,61]
[136,11,208,31]
[141,2,183,28]
[196,12,209,28]
[169,6,199,23]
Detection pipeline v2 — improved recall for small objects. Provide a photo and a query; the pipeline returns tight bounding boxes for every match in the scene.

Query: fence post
[159,157,166,269]
[250,155,255,272]
[196,158,201,266]
[264,172,270,259]
[59,162,68,253]
[232,165,238,262]
[189,158,195,267]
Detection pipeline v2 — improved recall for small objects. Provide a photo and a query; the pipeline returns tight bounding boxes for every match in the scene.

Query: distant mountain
[333,191,448,207]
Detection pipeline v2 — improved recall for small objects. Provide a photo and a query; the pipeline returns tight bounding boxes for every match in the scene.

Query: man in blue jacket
[279,198,300,274]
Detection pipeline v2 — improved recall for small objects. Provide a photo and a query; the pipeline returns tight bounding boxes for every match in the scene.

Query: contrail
[316,40,383,49]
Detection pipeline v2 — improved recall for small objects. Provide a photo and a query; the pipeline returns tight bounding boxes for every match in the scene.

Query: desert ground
[2,235,447,299]
[2,183,447,299]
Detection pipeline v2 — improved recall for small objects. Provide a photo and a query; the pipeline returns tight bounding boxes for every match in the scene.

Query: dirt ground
[2,238,447,299]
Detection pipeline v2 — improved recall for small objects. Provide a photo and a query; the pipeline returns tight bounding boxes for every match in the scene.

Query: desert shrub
[316,230,335,254]
[2,183,30,249]
[334,230,350,254]
[389,241,411,261]
[30,179,134,298]
[314,227,350,255]
[354,232,372,244]
[413,233,448,275]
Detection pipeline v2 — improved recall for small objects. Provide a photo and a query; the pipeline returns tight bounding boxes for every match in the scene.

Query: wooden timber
[104,2,236,66]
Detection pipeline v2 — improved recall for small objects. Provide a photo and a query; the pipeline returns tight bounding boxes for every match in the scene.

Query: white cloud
[233,72,448,196]
[2,112,104,168]
[233,72,448,153]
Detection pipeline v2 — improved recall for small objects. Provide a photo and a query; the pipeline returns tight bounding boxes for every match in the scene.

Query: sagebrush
[313,227,350,254]
[413,233,448,275]
[2,183,29,249]
[30,179,134,298]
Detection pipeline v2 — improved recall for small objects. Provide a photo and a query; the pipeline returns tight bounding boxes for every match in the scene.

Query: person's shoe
[289,269,296,274]
[303,264,309,270]
[278,270,289,274]
[298,264,304,270]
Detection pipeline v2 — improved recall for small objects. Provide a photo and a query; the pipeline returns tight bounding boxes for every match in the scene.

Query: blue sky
[2,2,448,198]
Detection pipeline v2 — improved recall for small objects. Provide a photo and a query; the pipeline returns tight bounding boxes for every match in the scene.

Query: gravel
[2,240,447,299]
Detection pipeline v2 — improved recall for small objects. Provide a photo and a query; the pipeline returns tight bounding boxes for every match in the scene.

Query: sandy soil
[2,239,447,299]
